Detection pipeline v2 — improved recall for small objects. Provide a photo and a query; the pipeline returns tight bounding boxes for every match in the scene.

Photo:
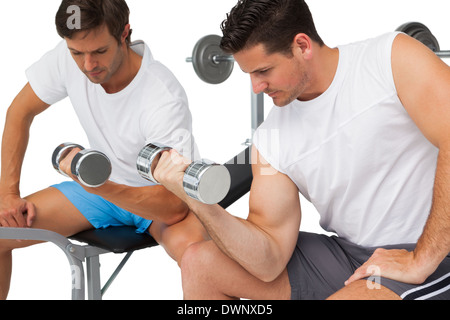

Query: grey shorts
[287,232,450,300]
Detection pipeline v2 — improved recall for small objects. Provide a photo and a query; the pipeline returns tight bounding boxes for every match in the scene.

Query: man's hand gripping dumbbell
[52,142,112,187]
[137,143,231,205]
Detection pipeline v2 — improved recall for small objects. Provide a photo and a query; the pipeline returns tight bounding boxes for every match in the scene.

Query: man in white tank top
[155,0,450,300]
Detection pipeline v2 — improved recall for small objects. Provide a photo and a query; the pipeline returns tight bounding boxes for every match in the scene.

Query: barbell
[396,22,450,58]
[186,22,448,84]
[186,34,235,84]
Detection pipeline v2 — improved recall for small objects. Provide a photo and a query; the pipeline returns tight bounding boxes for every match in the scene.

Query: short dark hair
[55,0,132,45]
[220,0,324,55]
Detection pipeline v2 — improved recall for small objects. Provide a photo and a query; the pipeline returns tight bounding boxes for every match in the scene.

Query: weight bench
[0,147,253,300]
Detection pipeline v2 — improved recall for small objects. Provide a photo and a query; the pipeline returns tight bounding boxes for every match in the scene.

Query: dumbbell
[52,143,112,187]
[136,143,231,205]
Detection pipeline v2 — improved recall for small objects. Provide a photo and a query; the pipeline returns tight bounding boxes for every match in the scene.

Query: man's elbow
[255,266,286,283]
[248,254,287,283]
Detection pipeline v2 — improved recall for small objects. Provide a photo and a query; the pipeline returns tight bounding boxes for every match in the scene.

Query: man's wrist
[0,183,20,197]
[412,246,443,282]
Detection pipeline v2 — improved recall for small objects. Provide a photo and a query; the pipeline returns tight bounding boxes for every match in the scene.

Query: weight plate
[396,22,440,52]
[183,160,231,205]
[73,150,112,187]
[192,34,234,84]
[197,164,231,205]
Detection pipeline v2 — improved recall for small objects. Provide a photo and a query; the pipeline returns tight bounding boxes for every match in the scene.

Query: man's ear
[292,33,313,60]
[121,24,131,44]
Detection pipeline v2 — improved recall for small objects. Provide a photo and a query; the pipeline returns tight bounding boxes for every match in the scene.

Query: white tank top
[253,32,438,246]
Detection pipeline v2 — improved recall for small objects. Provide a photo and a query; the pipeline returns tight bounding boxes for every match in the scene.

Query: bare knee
[163,228,203,265]
[155,212,208,265]
[180,241,217,282]
[180,241,214,276]
[180,241,218,299]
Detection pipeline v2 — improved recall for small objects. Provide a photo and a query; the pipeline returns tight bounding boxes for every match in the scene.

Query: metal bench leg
[101,252,134,298]
[69,253,85,300]
[86,255,102,300]
[85,251,134,300]
[0,228,86,300]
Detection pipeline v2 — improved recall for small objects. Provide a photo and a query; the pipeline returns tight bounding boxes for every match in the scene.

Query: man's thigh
[287,232,355,300]
[288,232,450,300]
[288,232,403,300]
[1,187,93,250]
[25,187,92,236]
[327,280,401,300]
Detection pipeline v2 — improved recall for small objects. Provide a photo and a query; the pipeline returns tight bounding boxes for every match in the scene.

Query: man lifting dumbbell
[177,0,450,301]
[0,0,208,300]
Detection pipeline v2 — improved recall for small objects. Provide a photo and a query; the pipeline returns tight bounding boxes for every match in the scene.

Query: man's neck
[102,46,143,94]
[300,45,340,101]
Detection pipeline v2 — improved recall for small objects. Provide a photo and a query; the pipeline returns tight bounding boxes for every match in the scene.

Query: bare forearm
[414,146,450,276]
[1,84,49,195]
[188,200,286,282]
[85,181,189,226]
[0,106,34,195]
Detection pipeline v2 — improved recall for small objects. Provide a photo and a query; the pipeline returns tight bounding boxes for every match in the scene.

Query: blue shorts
[51,181,152,234]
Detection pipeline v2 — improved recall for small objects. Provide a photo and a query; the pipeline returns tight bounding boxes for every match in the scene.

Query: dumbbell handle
[137,143,231,205]
[136,143,172,184]
[52,143,84,177]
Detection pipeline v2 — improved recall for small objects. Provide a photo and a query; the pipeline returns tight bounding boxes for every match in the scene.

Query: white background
[0,0,449,300]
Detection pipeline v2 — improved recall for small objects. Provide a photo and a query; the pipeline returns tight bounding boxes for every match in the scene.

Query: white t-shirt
[253,32,439,247]
[26,40,200,187]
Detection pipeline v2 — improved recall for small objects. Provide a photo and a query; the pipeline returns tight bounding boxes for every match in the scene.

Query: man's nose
[250,75,268,94]
[84,54,98,71]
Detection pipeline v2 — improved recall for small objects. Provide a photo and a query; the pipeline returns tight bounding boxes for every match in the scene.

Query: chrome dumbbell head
[183,160,231,205]
[137,143,173,184]
[71,150,112,188]
[137,143,232,204]
[52,142,111,187]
